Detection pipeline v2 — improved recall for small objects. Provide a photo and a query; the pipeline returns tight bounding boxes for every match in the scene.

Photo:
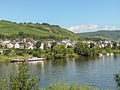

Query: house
[15,43,20,48]
[14,38,24,43]
[110,44,113,47]
[1,40,10,46]
[46,40,56,48]
[62,39,67,44]
[56,41,61,45]
[7,43,14,48]
[104,41,109,44]
[25,42,34,49]
[25,38,37,44]
[46,42,51,48]
[27,45,34,49]
[71,41,77,46]
[66,42,72,47]
[40,43,44,49]
[0,49,3,54]
[19,43,25,49]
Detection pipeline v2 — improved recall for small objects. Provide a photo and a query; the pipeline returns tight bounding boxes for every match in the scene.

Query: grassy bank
[0,54,33,63]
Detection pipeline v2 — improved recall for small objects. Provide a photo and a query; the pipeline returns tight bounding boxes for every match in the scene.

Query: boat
[10,58,45,63]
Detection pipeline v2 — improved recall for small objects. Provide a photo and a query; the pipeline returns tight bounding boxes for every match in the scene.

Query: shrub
[16,51,23,56]
[0,61,40,90]
[32,51,39,57]
[114,71,120,87]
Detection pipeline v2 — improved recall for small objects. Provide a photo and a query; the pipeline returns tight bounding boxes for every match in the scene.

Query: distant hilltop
[78,30,120,41]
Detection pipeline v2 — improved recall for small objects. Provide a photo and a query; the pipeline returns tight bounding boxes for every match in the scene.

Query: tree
[114,71,120,87]
[16,51,23,56]
[51,42,57,51]
[90,43,95,48]
[42,23,50,25]
[44,43,48,50]
[18,32,24,36]
[3,49,11,56]
[53,44,66,58]
[74,42,91,56]
[0,44,2,49]
[35,40,41,49]
[4,45,7,49]
[32,51,39,57]
[66,47,74,57]
[90,47,99,56]
[113,42,117,49]
[0,61,40,90]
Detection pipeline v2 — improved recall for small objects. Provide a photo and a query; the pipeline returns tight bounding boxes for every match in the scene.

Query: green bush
[114,71,120,87]
[42,80,99,90]
[16,51,23,56]
[32,51,39,57]
[0,61,40,90]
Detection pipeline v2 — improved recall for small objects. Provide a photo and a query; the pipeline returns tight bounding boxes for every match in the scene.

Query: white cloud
[103,25,109,30]
[102,25,116,30]
[69,24,99,32]
[69,24,119,33]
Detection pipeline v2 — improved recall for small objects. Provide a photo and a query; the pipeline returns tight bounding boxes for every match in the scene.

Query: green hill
[0,20,79,40]
[0,20,104,41]
[78,30,120,40]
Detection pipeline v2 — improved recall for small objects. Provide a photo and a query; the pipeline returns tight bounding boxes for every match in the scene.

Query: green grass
[0,20,79,39]
[0,54,33,63]
[0,20,105,41]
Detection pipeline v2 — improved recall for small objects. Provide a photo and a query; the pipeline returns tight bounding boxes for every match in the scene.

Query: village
[0,38,119,54]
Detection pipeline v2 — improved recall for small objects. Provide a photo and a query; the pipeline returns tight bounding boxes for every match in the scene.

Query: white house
[40,43,44,49]
[47,43,51,48]
[27,46,34,49]
[66,42,72,47]
[0,49,3,54]
[3,40,10,44]
[15,43,20,48]
[1,40,10,46]
[101,44,105,47]
[7,43,14,48]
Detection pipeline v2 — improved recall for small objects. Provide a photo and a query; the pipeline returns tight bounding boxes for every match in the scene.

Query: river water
[0,55,120,89]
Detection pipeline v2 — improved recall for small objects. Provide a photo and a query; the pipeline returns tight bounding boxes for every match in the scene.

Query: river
[0,55,120,89]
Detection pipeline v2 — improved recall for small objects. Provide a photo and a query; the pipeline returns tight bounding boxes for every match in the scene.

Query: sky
[0,0,120,33]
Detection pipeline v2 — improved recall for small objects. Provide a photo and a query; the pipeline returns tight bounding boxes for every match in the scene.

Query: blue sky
[0,0,120,33]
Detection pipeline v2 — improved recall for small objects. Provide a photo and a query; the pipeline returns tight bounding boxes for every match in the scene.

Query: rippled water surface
[0,55,120,89]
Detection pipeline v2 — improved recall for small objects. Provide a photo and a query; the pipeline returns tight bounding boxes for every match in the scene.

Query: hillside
[78,30,120,40]
[0,20,79,40]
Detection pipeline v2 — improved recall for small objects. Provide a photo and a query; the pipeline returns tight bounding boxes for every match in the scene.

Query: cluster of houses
[0,38,37,50]
[0,38,77,50]
[0,38,120,52]
[82,40,120,48]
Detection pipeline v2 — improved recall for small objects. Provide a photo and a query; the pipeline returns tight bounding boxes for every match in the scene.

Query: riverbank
[0,54,33,63]
[1,41,120,63]
[0,50,120,63]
